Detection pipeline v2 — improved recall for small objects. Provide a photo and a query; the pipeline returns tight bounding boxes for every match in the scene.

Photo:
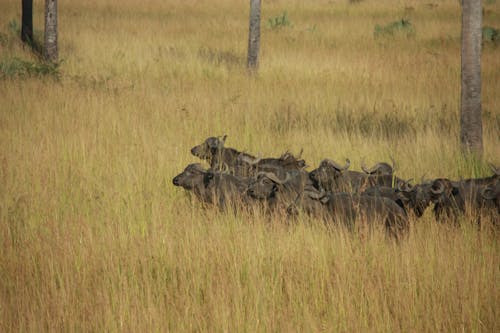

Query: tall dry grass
[0,0,499,331]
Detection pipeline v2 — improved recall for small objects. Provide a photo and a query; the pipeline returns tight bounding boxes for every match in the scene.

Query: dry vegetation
[0,0,499,331]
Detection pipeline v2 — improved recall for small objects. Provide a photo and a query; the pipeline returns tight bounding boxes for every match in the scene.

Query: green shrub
[8,19,20,35]
[268,12,291,29]
[482,26,499,43]
[6,19,44,52]
[197,47,243,69]
[0,57,60,79]
[374,19,415,38]
[0,32,9,46]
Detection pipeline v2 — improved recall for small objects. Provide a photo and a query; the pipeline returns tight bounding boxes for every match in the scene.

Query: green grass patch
[483,26,499,43]
[267,11,291,29]
[0,57,60,79]
[197,47,243,69]
[374,19,415,38]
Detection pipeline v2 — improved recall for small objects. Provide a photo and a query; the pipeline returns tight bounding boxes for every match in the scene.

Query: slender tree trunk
[460,0,483,156]
[21,0,33,44]
[247,0,261,72]
[44,0,58,62]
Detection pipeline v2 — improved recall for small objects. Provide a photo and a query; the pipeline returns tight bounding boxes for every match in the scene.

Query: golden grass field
[1,0,499,331]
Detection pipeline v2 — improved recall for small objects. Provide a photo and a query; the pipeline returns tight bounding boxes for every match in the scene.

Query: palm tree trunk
[460,0,483,156]
[44,0,58,62]
[247,0,261,72]
[21,0,33,44]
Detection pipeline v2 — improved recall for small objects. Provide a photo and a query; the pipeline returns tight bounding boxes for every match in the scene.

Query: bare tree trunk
[21,0,33,44]
[44,0,58,62]
[247,0,261,72]
[460,0,483,156]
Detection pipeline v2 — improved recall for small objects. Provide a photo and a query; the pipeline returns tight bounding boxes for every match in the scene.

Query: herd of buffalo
[173,135,499,237]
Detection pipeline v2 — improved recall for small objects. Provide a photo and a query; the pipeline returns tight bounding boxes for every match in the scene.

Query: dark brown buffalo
[430,168,499,221]
[246,170,312,211]
[172,163,251,209]
[288,186,409,238]
[309,158,363,192]
[172,163,208,201]
[361,158,396,176]
[309,158,406,193]
[362,181,433,218]
[481,182,499,215]
[190,135,256,173]
[191,135,306,177]
[237,151,307,178]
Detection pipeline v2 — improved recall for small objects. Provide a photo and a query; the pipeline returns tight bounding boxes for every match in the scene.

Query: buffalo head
[361,157,395,176]
[190,135,227,160]
[309,158,350,190]
[172,163,207,189]
[247,172,290,200]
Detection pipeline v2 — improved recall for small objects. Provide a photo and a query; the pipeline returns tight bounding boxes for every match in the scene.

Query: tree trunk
[460,0,483,156]
[247,0,261,72]
[21,0,33,44]
[44,0,58,62]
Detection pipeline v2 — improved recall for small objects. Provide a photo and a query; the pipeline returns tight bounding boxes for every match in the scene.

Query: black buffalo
[246,170,312,212]
[362,181,433,218]
[173,163,251,209]
[288,186,409,238]
[309,158,406,193]
[191,135,306,177]
[430,169,499,221]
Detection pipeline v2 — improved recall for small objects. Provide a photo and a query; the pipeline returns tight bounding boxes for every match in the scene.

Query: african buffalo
[172,163,209,202]
[191,135,306,177]
[190,135,257,173]
[246,170,312,211]
[309,158,406,193]
[361,158,395,176]
[309,158,364,192]
[362,181,433,218]
[237,151,307,177]
[172,163,252,209]
[481,182,499,215]
[288,187,409,238]
[430,169,499,221]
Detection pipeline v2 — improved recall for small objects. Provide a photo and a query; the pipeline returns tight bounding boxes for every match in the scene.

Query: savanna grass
[0,0,499,331]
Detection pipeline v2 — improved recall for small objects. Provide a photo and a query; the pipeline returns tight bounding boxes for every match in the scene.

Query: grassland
[0,0,499,331]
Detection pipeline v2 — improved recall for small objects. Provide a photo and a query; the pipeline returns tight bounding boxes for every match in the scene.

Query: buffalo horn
[397,178,414,192]
[481,186,496,200]
[238,154,262,165]
[390,156,396,172]
[489,163,500,176]
[257,171,290,185]
[325,158,350,171]
[362,161,394,175]
[361,159,371,174]
[430,179,445,194]
[304,188,327,200]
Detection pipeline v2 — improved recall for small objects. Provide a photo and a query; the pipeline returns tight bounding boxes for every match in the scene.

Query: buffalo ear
[204,172,214,186]
[395,199,405,209]
[221,134,227,143]
[482,188,496,200]
[397,192,411,203]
